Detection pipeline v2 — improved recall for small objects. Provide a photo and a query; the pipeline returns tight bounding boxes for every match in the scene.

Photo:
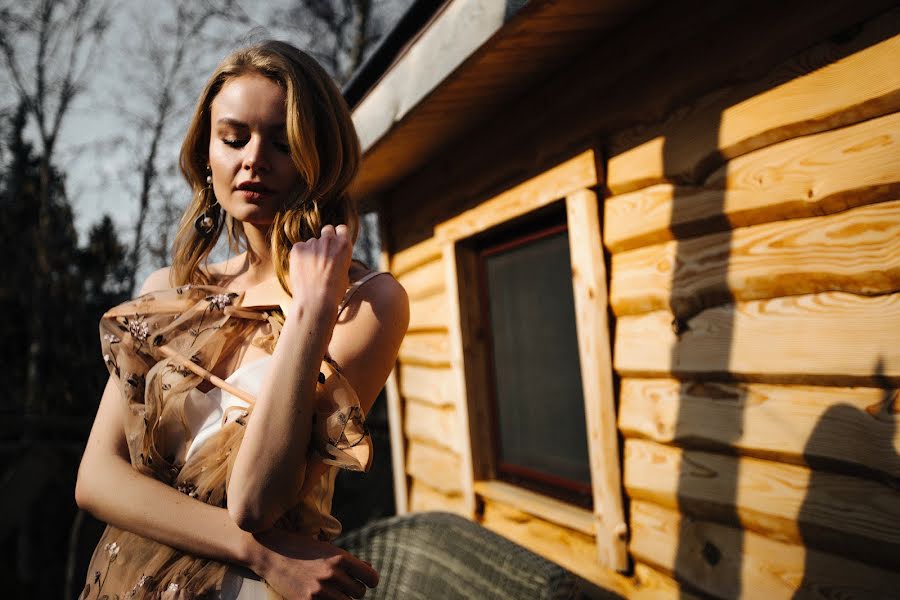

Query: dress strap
[337,271,388,318]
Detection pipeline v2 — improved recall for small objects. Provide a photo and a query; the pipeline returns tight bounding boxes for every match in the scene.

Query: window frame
[434,150,628,571]
[476,221,594,506]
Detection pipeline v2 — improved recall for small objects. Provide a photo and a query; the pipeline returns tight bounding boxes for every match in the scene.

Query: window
[478,222,592,507]
[433,150,627,570]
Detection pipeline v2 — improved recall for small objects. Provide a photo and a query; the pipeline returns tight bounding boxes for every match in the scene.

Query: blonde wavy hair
[171,40,361,293]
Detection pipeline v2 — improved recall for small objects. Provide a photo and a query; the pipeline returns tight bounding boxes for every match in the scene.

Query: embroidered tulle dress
[78,280,374,600]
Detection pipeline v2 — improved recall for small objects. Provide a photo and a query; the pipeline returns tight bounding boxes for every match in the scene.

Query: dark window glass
[481,225,592,503]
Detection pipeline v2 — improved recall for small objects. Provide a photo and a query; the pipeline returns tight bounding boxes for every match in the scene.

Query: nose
[242,136,270,173]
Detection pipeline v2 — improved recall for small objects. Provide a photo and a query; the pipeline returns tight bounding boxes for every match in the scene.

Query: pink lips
[235,180,274,201]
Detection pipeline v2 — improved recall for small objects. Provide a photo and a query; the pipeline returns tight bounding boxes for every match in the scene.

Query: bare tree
[273,0,374,83]
[117,0,251,294]
[0,0,112,417]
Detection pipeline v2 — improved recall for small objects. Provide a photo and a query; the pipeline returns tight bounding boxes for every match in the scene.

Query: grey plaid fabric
[336,511,578,599]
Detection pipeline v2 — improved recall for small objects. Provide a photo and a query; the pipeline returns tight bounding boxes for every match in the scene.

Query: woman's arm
[75,266,378,599]
[227,225,409,531]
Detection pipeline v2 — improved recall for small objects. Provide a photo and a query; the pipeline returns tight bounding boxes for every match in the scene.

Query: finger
[320,224,336,239]
[343,556,378,588]
[334,224,349,241]
[331,570,367,599]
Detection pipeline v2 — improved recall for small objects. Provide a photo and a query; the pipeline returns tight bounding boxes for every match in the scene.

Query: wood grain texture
[618,378,900,479]
[566,189,629,571]
[606,27,900,194]
[390,236,443,276]
[397,364,457,408]
[395,259,445,300]
[473,480,594,535]
[624,439,900,570]
[610,199,900,318]
[404,397,459,454]
[450,244,496,482]
[614,291,900,385]
[398,331,452,367]
[442,243,478,515]
[408,478,468,515]
[434,150,599,243]
[479,499,634,597]
[605,109,900,254]
[407,292,449,332]
[630,500,900,599]
[405,439,463,495]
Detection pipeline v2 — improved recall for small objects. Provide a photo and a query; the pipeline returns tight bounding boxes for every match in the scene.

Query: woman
[75,40,409,599]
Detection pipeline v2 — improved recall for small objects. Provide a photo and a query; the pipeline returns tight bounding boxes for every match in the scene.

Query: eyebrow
[215,117,287,132]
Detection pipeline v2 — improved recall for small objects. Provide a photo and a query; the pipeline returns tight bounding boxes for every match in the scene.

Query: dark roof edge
[342,0,449,110]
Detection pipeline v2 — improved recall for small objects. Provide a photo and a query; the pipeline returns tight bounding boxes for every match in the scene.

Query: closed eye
[223,138,247,148]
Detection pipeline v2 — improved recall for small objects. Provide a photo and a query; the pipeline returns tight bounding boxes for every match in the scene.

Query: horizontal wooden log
[398,364,458,408]
[630,500,900,599]
[479,499,634,597]
[389,236,443,276]
[395,259,445,300]
[630,562,702,600]
[398,331,452,367]
[604,110,900,253]
[403,398,459,453]
[407,292,449,332]
[607,25,900,194]
[473,479,594,535]
[434,150,599,242]
[619,378,900,479]
[408,478,468,515]
[405,439,462,495]
[624,439,900,570]
[610,199,900,318]
[614,291,900,385]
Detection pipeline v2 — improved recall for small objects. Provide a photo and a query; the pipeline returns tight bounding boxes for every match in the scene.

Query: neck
[240,223,275,283]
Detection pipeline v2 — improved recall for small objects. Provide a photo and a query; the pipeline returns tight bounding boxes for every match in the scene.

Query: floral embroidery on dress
[82,283,373,599]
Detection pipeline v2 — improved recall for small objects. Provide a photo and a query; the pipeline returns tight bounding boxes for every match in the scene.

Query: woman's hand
[289,224,353,313]
[251,529,379,599]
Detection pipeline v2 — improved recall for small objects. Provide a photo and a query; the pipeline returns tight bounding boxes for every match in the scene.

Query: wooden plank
[434,150,599,243]
[614,291,900,385]
[630,500,900,599]
[389,236,443,276]
[405,439,463,495]
[442,243,477,516]
[386,3,897,254]
[378,217,409,514]
[610,199,900,318]
[397,364,457,408]
[624,439,900,570]
[607,29,900,194]
[407,292,449,332]
[473,480,594,536]
[450,244,496,482]
[408,478,468,515]
[398,331,452,367]
[630,563,703,600]
[396,259,445,300]
[404,398,459,454]
[479,499,634,598]
[619,378,900,479]
[565,189,629,572]
[604,110,900,253]
[382,370,408,515]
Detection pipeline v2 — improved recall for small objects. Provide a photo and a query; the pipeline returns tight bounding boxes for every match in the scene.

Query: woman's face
[208,73,301,226]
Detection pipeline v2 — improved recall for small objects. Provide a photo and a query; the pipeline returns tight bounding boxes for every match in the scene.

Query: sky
[4,0,412,282]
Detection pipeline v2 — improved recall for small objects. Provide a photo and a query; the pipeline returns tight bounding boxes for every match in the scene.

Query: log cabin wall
[371,3,900,597]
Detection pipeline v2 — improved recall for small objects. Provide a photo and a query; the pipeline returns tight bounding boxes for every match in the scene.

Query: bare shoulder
[137,266,173,296]
[351,271,409,328]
